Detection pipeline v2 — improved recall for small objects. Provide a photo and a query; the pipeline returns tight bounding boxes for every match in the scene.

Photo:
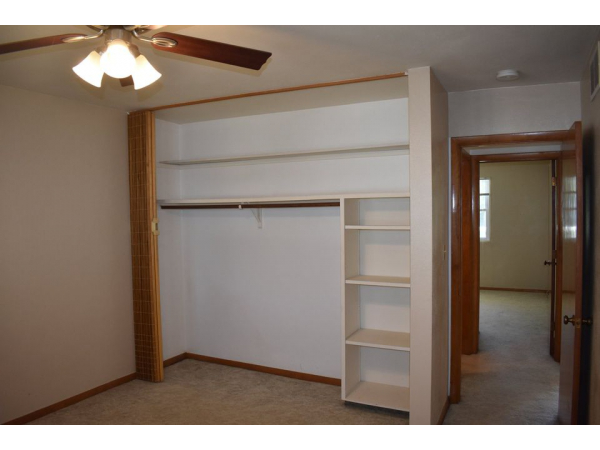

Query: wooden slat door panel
[128,111,164,382]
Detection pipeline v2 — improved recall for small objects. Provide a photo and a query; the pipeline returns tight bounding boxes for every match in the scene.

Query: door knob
[544,260,556,266]
[564,315,580,327]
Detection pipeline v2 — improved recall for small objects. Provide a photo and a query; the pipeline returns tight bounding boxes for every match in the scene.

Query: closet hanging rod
[160,201,340,210]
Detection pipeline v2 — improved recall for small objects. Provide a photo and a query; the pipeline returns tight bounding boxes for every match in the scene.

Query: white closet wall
[178,99,409,198]
[156,97,409,378]
[156,119,187,359]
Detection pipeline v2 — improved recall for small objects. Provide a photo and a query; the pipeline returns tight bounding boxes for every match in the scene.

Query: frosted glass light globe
[132,55,162,90]
[100,39,135,79]
[73,51,103,87]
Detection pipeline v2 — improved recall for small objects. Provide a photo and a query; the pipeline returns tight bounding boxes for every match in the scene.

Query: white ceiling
[0,25,598,112]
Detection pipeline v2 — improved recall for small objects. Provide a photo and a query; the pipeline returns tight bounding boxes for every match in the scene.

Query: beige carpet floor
[30,359,408,425]
[444,290,560,425]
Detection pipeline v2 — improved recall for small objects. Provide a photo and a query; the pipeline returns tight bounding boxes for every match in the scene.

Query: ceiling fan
[0,25,272,90]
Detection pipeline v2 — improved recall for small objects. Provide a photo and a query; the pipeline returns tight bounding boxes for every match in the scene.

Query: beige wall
[0,85,135,423]
[580,34,600,425]
[480,161,553,291]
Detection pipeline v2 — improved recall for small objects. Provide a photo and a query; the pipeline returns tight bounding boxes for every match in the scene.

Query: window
[480,178,490,241]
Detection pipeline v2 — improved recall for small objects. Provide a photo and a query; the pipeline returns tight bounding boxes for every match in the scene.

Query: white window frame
[480,178,491,242]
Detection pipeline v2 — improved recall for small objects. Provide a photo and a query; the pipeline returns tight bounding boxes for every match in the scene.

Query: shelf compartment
[345,381,410,412]
[159,143,409,166]
[345,275,410,288]
[346,329,410,351]
[345,225,410,231]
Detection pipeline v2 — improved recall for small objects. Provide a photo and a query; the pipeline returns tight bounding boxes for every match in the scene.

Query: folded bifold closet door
[128,110,164,382]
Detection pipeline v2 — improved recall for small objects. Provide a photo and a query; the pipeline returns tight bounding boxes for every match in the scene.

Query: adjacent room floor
[30,359,408,425]
[444,290,560,425]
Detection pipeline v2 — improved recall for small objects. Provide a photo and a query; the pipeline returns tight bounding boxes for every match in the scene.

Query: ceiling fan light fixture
[132,55,161,90]
[100,39,136,79]
[72,51,103,87]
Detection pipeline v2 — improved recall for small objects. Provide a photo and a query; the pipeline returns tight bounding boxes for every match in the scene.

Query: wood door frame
[450,130,569,403]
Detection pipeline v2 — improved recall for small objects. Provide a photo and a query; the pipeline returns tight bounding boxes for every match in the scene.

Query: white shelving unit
[345,225,410,231]
[345,381,410,411]
[346,329,410,351]
[345,275,410,288]
[342,194,411,412]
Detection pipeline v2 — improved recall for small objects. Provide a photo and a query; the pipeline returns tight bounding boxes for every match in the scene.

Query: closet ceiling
[0,25,597,111]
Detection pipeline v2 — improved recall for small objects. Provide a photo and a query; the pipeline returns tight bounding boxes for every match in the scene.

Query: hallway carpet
[444,290,560,425]
[30,359,408,425]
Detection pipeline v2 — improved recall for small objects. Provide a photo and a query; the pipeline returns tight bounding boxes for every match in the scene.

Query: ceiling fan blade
[151,32,271,71]
[120,76,134,87]
[0,34,86,55]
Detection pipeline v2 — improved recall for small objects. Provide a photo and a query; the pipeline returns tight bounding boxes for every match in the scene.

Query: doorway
[448,130,575,423]
[448,124,591,424]
[449,156,560,424]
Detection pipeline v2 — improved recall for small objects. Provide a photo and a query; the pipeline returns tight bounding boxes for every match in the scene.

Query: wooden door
[557,121,583,424]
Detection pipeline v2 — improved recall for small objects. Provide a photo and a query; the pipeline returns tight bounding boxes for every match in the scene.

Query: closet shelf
[159,143,409,166]
[345,275,410,288]
[345,381,410,412]
[346,329,410,351]
[344,225,410,231]
[158,193,410,210]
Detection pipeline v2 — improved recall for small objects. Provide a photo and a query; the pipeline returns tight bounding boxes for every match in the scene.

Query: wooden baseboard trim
[163,353,187,368]
[3,372,137,425]
[481,287,549,294]
[4,353,340,424]
[185,352,341,386]
[437,397,450,425]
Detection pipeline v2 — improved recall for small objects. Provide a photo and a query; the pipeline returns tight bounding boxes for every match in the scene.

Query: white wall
[156,119,187,360]
[449,82,581,137]
[156,98,409,378]
[0,85,134,423]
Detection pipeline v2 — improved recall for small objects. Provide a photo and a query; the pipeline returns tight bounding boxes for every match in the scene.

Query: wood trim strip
[163,353,187,368]
[481,287,549,294]
[185,352,341,386]
[471,156,481,353]
[146,72,408,112]
[437,397,450,425]
[475,151,561,163]
[449,139,462,404]
[452,130,571,148]
[3,373,137,425]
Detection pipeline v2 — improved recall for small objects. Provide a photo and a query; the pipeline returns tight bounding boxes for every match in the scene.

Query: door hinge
[552,176,557,187]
